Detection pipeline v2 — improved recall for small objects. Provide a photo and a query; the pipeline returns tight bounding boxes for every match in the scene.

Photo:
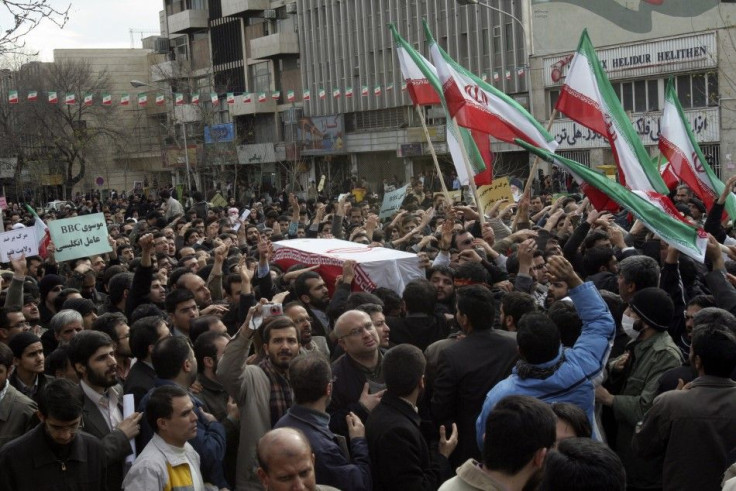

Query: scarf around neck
[259,356,294,426]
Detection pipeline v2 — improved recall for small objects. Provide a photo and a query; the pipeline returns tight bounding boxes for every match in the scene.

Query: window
[611,79,658,112]
[676,72,717,109]
[549,89,560,116]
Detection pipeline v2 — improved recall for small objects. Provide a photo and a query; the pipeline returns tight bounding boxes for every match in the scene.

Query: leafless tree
[0,1,70,55]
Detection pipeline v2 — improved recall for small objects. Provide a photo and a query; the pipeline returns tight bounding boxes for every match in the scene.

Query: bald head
[334,310,372,338]
[257,428,317,491]
[257,428,312,470]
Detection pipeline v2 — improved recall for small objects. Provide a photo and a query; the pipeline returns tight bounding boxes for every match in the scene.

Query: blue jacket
[275,405,372,491]
[475,281,615,449]
[138,379,228,489]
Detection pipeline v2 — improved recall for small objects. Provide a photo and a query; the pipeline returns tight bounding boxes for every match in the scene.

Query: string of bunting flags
[3,70,527,107]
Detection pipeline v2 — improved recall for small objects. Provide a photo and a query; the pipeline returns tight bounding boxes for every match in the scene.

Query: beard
[87,366,118,389]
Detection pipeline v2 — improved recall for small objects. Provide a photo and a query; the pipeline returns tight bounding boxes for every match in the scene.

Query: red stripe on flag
[470,129,493,185]
[406,80,441,106]
[659,136,718,210]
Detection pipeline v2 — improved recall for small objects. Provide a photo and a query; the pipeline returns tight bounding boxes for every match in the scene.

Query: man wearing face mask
[595,287,682,490]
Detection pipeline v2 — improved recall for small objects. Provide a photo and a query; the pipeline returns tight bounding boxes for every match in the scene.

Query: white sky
[8,0,162,62]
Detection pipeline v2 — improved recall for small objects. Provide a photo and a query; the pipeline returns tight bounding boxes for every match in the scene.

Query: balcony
[168,9,208,34]
[229,97,277,116]
[222,0,268,17]
[250,32,299,60]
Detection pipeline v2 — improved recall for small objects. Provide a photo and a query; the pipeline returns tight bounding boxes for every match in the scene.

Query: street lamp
[456,0,531,57]
[130,79,192,193]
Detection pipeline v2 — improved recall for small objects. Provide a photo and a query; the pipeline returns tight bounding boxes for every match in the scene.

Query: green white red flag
[555,29,668,194]
[518,140,708,262]
[155,94,165,106]
[120,93,130,105]
[226,92,235,104]
[65,93,76,105]
[424,21,557,154]
[102,93,112,106]
[83,93,93,106]
[303,90,310,101]
[287,90,295,102]
[243,93,252,103]
[318,88,326,99]
[374,85,381,96]
[271,91,280,101]
[27,90,37,101]
[49,91,58,104]
[332,88,340,99]
[137,93,147,106]
[210,92,219,105]
[191,93,200,105]
[8,90,17,104]
[257,92,267,102]
[25,205,51,259]
[345,87,353,98]
[361,85,369,97]
[174,93,184,105]
[390,24,491,186]
[659,77,736,219]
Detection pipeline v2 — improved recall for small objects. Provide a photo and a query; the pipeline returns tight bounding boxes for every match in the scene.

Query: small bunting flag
[210,92,219,105]
[102,93,112,106]
[482,73,488,82]
[303,89,310,101]
[318,88,326,99]
[345,87,353,98]
[493,72,500,82]
[65,93,76,105]
[83,93,94,106]
[374,85,381,96]
[155,94,165,106]
[505,70,511,80]
[27,90,37,101]
[257,92,267,102]
[332,88,340,99]
[137,93,147,106]
[287,90,295,102]
[226,92,235,104]
[386,83,394,91]
[120,93,130,105]
[272,90,280,101]
[8,90,18,104]
[243,92,253,103]
[174,92,184,105]
[361,85,369,96]
[191,93,200,105]
[517,67,525,77]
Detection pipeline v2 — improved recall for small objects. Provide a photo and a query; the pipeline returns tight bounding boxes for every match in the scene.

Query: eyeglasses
[338,322,375,339]
[293,316,313,325]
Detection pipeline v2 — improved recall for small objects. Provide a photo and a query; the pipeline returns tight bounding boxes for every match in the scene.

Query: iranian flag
[257,92,267,102]
[83,93,94,106]
[332,88,340,99]
[505,70,511,80]
[25,205,51,259]
[155,94,165,105]
[303,89,310,101]
[211,92,219,105]
[272,91,280,101]
[65,93,76,105]
[120,93,130,106]
[243,92,253,103]
[361,85,369,96]
[27,90,38,101]
[345,87,353,98]
[137,93,147,106]
[374,85,382,96]
[424,22,558,153]
[660,161,679,192]
[518,140,708,262]
[386,83,394,91]
[102,93,112,106]
[318,88,326,99]
[49,91,58,104]
[191,93,200,105]
[493,72,500,82]
[556,30,668,194]
[390,24,492,186]
[8,90,17,104]
[287,90,295,102]
[174,92,184,105]
[659,77,736,219]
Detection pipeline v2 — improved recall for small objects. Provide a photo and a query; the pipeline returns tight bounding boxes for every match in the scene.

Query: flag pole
[415,106,451,203]
[451,117,485,226]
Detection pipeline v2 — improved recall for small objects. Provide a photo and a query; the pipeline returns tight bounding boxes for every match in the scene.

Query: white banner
[0,227,38,262]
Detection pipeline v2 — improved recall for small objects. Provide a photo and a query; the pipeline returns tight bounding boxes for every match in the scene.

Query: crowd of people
[0,174,735,491]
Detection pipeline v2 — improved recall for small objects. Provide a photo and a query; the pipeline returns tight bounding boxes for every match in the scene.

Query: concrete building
[529,0,736,180]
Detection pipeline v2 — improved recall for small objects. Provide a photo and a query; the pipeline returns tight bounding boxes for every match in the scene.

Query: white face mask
[621,313,638,339]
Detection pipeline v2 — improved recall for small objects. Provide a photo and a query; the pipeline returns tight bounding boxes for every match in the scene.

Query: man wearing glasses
[328,310,386,439]
[0,378,107,490]
[284,301,330,358]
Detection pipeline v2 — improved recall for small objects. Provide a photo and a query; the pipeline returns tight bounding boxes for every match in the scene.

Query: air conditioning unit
[263,9,277,19]
[154,37,171,54]
[286,3,297,14]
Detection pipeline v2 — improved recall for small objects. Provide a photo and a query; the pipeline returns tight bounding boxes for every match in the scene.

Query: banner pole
[450,117,485,227]
[415,106,452,204]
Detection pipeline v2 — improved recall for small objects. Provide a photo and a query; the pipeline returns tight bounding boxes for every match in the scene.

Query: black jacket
[327,352,384,438]
[386,314,451,352]
[431,329,518,467]
[366,392,451,491]
[123,360,156,408]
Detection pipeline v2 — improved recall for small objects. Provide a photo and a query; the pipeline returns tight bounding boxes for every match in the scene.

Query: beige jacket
[0,383,37,449]
[438,460,506,491]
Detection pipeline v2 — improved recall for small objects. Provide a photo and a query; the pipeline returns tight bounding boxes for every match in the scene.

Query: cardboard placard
[0,227,38,262]
[379,185,409,219]
[48,213,111,262]
[477,177,515,215]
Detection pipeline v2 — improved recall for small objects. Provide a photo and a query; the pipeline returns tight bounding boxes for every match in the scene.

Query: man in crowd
[8,332,51,403]
[124,315,170,406]
[0,343,37,448]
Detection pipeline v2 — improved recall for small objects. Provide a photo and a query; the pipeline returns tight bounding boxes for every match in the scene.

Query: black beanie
[629,287,674,331]
[8,332,41,358]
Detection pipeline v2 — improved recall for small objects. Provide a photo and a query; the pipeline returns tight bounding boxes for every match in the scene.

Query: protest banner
[477,177,515,215]
[48,213,111,262]
[379,185,409,218]
[434,190,462,203]
[0,227,38,262]
[273,238,424,296]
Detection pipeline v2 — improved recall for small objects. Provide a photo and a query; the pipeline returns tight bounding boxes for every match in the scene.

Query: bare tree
[0,1,70,55]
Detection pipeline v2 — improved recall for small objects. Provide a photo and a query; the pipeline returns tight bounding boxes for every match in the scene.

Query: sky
[6,0,162,62]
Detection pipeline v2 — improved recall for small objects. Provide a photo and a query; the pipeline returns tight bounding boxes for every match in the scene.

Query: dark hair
[454,262,490,285]
[383,344,426,397]
[540,438,626,491]
[583,247,615,277]
[402,279,436,315]
[371,287,402,316]
[428,265,455,282]
[550,402,592,438]
[345,292,383,310]
[189,315,220,343]
[130,315,168,360]
[691,323,736,377]
[193,330,229,375]
[108,272,134,305]
[517,312,561,364]
[693,307,736,332]
[130,304,166,324]
[500,292,536,329]
[54,288,81,313]
[582,230,610,251]
[547,301,582,348]
[0,342,12,369]
[0,306,22,329]
[165,288,196,314]
[38,378,84,421]
[687,294,716,310]
[45,345,72,377]
[294,271,321,300]
[146,384,190,433]
[618,255,659,291]
[262,316,298,344]
[289,354,332,404]
[599,290,624,334]
[482,395,556,474]
[67,330,114,371]
[92,312,127,342]
[152,336,192,379]
[356,303,383,317]
[505,253,520,276]
[456,285,495,331]
[223,273,242,295]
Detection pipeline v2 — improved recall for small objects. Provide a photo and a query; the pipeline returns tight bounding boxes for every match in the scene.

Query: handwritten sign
[477,177,514,215]
[434,190,463,203]
[379,185,409,219]
[0,227,37,262]
[48,213,111,262]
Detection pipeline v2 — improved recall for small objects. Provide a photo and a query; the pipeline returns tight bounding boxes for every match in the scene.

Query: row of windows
[548,72,718,115]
